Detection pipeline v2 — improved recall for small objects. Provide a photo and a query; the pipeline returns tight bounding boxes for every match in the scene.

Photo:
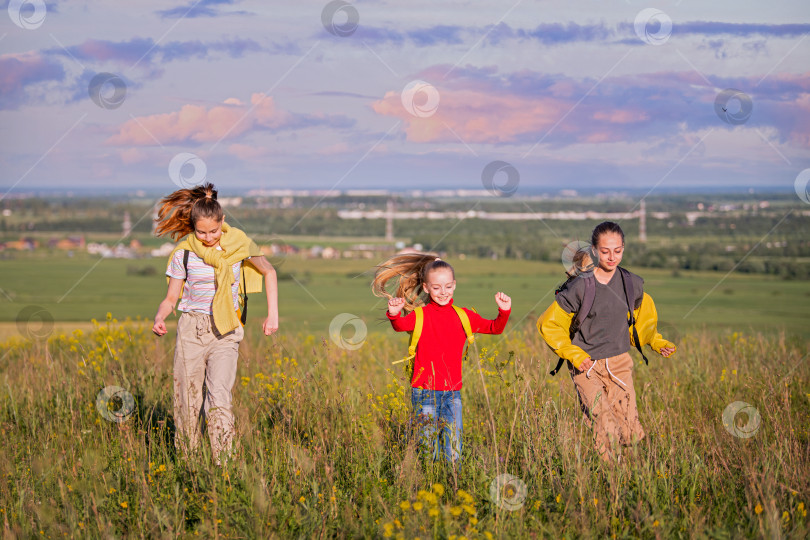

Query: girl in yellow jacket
[537,221,675,461]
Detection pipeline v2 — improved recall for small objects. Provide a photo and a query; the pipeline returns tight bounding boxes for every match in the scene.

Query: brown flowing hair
[372,252,455,313]
[153,183,224,240]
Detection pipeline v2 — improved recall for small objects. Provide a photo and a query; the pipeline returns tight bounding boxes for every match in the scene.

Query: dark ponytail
[591,221,625,248]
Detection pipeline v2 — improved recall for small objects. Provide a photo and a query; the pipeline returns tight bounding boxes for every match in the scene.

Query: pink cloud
[0,52,64,107]
[373,68,810,149]
[372,88,619,144]
[107,93,292,146]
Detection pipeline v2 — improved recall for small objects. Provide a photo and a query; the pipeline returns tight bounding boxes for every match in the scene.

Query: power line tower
[123,211,132,238]
[639,199,647,243]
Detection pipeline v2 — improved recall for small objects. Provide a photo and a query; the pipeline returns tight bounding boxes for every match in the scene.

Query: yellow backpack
[392,305,475,377]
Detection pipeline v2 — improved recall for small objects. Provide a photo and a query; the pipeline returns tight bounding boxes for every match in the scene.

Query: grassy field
[0,316,807,538]
[2,254,809,342]
[1,254,809,537]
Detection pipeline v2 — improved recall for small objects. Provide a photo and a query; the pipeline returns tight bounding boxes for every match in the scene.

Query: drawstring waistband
[586,356,627,387]
[182,311,234,339]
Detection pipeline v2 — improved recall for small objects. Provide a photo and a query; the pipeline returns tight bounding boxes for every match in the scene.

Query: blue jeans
[410,388,463,462]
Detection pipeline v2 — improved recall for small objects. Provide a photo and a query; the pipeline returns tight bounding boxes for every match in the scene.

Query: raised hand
[494,292,512,311]
[388,297,406,316]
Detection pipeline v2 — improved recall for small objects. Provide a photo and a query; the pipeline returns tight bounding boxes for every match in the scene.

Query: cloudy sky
[1,0,808,196]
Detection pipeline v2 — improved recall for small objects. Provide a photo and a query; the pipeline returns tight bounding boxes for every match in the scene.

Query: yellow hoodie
[537,292,675,369]
[166,222,263,335]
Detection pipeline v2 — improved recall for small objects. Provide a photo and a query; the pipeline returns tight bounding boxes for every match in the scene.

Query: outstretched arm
[467,292,512,335]
[631,292,676,357]
[247,255,279,336]
[153,278,184,336]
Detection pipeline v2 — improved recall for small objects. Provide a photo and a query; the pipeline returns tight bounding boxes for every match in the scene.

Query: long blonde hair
[154,183,223,240]
[372,252,454,312]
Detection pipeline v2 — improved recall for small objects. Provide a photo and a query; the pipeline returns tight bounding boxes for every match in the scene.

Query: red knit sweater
[387,299,511,390]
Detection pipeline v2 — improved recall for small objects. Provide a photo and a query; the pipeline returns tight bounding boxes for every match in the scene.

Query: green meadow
[2,253,809,341]
[0,251,808,538]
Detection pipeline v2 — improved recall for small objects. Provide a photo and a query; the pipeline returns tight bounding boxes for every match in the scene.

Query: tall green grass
[0,315,807,538]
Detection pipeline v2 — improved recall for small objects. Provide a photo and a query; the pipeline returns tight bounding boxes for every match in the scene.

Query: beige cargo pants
[569,352,645,461]
[173,311,243,464]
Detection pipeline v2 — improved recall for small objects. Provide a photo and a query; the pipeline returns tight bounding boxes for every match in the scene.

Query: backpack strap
[407,307,424,360]
[238,259,248,326]
[181,249,190,296]
[619,267,649,366]
[573,273,595,336]
[452,305,475,344]
[550,273,595,376]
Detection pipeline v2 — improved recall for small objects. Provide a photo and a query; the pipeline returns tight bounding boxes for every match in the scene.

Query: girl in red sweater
[373,254,511,463]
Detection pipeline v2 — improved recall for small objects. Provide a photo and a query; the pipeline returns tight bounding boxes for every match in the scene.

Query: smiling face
[194,216,223,248]
[594,231,624,272]
[422,267,456,306]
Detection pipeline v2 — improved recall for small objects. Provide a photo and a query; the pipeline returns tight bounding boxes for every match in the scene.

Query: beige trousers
[569,352,645,460]
[173,311,243,464]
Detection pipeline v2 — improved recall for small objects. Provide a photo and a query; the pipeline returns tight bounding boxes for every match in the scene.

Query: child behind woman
[373,254,511,463]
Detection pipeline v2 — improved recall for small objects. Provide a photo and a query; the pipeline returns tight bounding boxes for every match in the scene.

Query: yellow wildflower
[457,490,474,504]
